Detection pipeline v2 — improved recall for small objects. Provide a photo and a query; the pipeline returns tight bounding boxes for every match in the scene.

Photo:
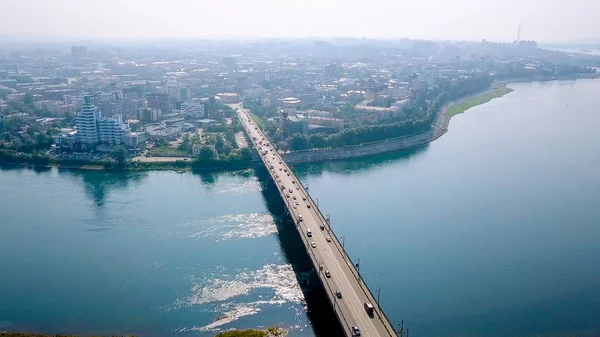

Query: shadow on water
[58,169,148,207]
[292,145,429,179]
[255,166,345,337]
[190,168,256,189]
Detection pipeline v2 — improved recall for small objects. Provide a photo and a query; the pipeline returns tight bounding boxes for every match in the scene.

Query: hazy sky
[1,0,598,42]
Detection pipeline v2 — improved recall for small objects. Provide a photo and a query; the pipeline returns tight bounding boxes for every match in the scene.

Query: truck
[364,302,374,316]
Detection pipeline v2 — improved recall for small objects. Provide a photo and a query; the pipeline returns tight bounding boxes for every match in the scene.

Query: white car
[311,241,316,248]
[326,236,331,242]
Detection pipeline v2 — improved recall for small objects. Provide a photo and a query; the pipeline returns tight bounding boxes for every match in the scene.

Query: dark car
[336,290,342,299]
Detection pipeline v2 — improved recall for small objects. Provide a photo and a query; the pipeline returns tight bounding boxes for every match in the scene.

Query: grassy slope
[446,84,514,118]
[215,330,267,337]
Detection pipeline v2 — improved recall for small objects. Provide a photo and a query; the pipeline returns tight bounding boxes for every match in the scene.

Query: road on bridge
[232,103,397,337]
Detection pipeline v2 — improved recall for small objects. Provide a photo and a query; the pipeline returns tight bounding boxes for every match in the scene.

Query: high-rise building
[76,95,128,149]
[76,96,99,148]
[181,101,205,118]
[147,93,171,114]
[97,114,127,145]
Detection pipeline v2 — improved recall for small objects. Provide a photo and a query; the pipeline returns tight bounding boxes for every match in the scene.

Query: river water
[1,79,600,337]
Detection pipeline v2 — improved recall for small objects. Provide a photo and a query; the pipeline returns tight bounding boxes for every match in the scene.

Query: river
[1,79,600,337]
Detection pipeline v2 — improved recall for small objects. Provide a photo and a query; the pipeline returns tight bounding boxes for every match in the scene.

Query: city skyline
[1,0,599,43]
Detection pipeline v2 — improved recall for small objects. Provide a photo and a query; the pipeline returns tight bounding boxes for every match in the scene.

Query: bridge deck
[234,104,397,337]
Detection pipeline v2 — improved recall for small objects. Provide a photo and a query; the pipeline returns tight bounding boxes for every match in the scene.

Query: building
[192,144,217,157]
[33,100,76,116]
[146,124,182,141]
[64,94,86,109]
[354,100,402,122]
[237,76,252,90]
[181,100,205,118]
[147,92,171,114]
[97,114,127,146]
[76,96,99,148]
[286,115,308,135]
[138,108,161,123]
[75,96,128,149]
[216,92,240,103]
[122,131,147,152]
[282,97,301,108]
[52,128,78,151]
[306,116,344,131]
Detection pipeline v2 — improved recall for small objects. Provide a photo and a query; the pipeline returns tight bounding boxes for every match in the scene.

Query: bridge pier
[305,268,321,288]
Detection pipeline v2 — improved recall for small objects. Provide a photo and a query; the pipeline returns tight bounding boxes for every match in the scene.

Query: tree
[215,135,225,153]
[155,138,169,148]
[288,133,309,151]
[178,134,191,152]
[23,93,34,107]
[224,130,237,148]
[239,147,253,162]
[221,144,233,156]
[308,134,327,149]
[197,146,215,162]
[111,145,128,167]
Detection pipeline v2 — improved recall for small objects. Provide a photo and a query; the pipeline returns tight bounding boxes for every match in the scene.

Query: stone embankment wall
[282,94,455,164]
[282,131,435,164]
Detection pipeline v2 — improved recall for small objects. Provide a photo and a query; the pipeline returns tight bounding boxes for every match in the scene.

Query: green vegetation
[215,330,266,337]
[269,74,496,151]
[248,112,264,130]
[446,84,514,118]
[285,116,433,151]
[0,333,134,337]
[0,330,286,337]
[214,327,284,337]
[241,99,277,118]
[146,147,188,157]
[191,146,253,170]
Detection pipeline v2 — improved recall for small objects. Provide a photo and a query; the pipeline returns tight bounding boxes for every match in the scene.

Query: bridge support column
[305,268,320,288]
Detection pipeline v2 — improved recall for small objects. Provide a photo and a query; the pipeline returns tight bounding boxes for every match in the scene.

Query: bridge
[234,104,398,337]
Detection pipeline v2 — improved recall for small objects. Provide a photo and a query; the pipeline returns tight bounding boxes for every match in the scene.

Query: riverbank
[287,75,599,164]
[446,83,513,118]
[0,327,286,337]
[429,82,513,142]
[283,82,515,164]
[0,328,286,337]
[0,160,257,173]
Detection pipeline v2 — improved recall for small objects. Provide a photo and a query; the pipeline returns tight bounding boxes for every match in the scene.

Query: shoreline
[285,75,599,164]
[2,76,596,171]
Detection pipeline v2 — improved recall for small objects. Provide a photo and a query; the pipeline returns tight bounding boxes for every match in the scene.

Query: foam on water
[189,213,277,241]
[215,177,262,195]
[175,264,304,332]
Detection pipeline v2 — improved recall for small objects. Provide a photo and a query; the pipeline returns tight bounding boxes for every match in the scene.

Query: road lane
[234,104,396,337]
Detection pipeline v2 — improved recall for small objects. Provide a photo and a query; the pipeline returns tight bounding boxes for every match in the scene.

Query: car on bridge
[325,270,331,278]
[352,326,361,336]
[336,290,342,299]
[311,241,316,248]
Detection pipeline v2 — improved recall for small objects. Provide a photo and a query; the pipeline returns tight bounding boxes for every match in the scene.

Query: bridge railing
[240,112,356,336]
[298,174,398,337]
[241,110,397,336]
[265,157,353,337]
